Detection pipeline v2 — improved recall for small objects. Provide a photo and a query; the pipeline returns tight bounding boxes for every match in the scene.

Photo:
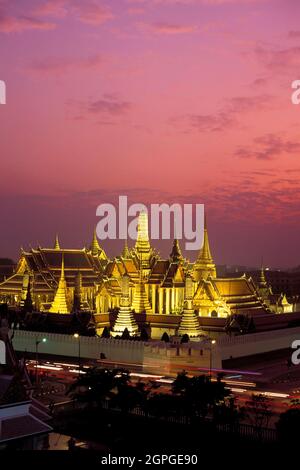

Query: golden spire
[49,255,69,314]
[131,281,152,314]
[133,211,153,275]
[259,264,267,288]
[131,255,152,314]
[170,239,183,262]
[121,240,131,259]
[193,212,216,280]
[91,227,101,255]
[197,214,213,264]
[135,211,150,252]
[54,234,60,250]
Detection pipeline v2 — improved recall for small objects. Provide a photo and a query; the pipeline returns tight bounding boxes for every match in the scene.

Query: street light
[74,333,81,375]
[35,337,47,384]
[209,339,216,379]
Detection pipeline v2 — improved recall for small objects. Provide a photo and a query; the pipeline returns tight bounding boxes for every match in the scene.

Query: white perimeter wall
[11,327,300,370]
[217,326,300,361]
[11,330,145,363]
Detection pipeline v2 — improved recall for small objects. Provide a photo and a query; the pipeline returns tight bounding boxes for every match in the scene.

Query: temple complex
[0,212,293,338]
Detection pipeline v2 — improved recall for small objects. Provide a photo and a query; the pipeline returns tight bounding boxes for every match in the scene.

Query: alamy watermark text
[96,196,204,251]
[0,80,6,104]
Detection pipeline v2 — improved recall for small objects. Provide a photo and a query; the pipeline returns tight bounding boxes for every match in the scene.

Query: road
[26,354,297,424]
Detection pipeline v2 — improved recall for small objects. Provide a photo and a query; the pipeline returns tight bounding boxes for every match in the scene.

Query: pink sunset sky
[0,0,300,267]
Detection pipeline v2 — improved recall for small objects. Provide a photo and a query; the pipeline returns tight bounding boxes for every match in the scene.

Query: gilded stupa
[193,215,216,281]
[49,256,70,314]
[112,273,139,336]
[178,274,202,337]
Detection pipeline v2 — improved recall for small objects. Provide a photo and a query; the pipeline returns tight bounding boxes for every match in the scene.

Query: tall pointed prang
[54,234,60,250]
[49,254,69,314]
[193,211,216,280]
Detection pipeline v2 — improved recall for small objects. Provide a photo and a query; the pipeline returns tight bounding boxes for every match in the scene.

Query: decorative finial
[54,234,60,250]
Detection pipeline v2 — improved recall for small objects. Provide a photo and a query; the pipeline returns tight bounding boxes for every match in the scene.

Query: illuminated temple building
[0,212,293,338]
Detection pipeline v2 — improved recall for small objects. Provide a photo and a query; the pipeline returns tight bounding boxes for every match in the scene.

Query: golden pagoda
[131,211,156,276]
[170,238,183,263]
[259,265,268,288]
[178,274,201,337]
[90,227,107,259]
[54,234,60,250]
[112,273,138,336]
[131,256,152,314]
[193,215,216,281]
[49,256,70,314]
[121,240,131,259]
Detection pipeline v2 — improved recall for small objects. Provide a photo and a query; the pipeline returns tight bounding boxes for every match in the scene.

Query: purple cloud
[170,94,273,133]
[139,21,197,35]
[88,94,132,115]
[235,134,300,160]
[27,54,103,75]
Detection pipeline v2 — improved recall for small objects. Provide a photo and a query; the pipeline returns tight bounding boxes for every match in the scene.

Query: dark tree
[245,394,272,433]
[172,372,229,420]
[213,395,246,428]
[181,334,189,343]
[277,407,300,444]
[172,370,190,395]
[121,328,130,340]
[101,326,110,338]
[23,279,33,313]
[111,380,149,414]
[140,328,149,341]
[145,393,185,418]
[67,367,130,408]
[161,332,170,342]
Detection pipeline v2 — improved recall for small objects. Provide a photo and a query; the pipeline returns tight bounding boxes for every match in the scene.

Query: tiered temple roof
[0,212,276,319]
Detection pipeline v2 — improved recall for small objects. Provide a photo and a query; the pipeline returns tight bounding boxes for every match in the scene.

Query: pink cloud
[27,54,103,75]
[33,0,68,18]
[139,21,197,34]
[8,0,114,29]
[235,134,300,160]
[72,2,114,25]
[198,0,266,3]
[66,93,132,122]
[128,0,265,4]
[171,94,273,133]
[87,94,132,115]
[0,14,56,33]
[127,7,146,15]
[181,112,234,132]
[288,30,300,39]
[255,45,300,72]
